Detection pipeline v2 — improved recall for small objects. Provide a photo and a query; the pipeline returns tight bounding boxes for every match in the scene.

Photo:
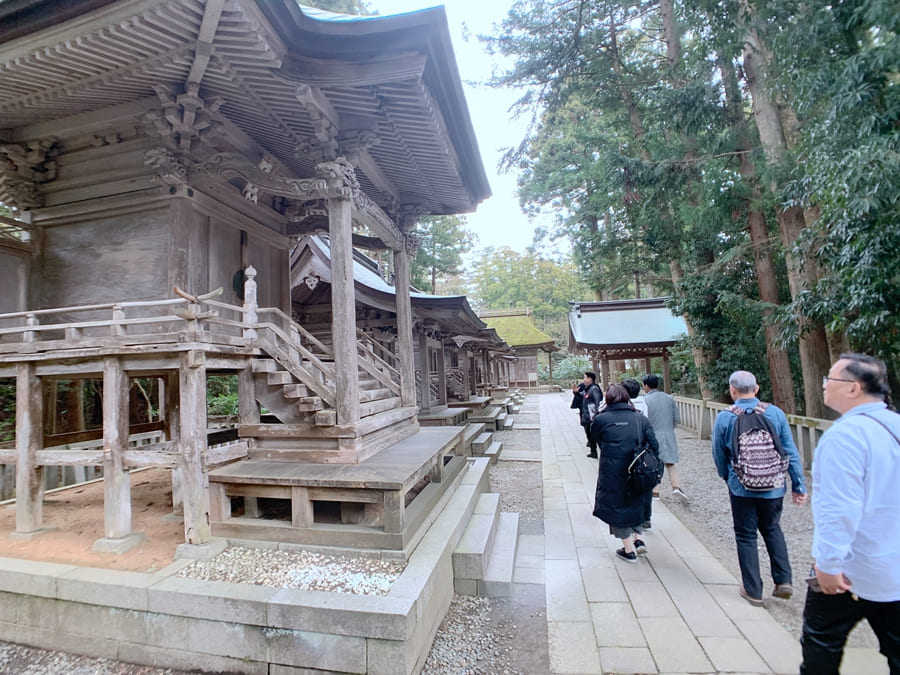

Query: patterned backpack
[728,403,789,491]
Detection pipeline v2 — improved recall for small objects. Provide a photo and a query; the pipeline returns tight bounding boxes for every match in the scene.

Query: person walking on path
[623,378,655,529]
[642,374,688,503]
[591,383,660,563]
[801,353,900,674]
[575,372,603,458]
[712,370,807,606]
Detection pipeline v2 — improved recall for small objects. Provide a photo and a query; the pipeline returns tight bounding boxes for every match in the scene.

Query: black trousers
[582,422,596,453]
[728,493,791,599]
[800,588,900,674]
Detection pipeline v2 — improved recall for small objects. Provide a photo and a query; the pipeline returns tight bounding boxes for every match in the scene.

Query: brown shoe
[739,587,765,607]
[773,583,794,600]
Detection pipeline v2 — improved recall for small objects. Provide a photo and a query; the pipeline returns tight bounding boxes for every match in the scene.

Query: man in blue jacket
[712,370,807,606]
[801,353,900,674]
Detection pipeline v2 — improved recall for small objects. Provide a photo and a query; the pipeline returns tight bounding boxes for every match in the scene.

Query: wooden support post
[164,371,183,516]
[238,364,260,424]
[663,352,672,394]
[601,355,611,391]
[328,195,360,427]
[179,350,211,544]
[437,343,448,406]
[291,486,314,528]
[15,362,44,533]
[416,331,428,411]
[382,489,404,534]
[393,241,417,408]
[101,357,132,539]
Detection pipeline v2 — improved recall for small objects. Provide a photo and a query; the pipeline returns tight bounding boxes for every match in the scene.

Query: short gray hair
[729,370,758,394]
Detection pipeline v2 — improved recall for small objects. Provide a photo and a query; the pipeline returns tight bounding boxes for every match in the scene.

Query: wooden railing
[356,329,401,396]
[674,396,833,469]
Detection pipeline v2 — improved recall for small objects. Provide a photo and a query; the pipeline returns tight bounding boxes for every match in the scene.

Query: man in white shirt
[801,353,900,674]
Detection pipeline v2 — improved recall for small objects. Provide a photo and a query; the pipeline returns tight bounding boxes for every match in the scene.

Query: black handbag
[627,417,663,495]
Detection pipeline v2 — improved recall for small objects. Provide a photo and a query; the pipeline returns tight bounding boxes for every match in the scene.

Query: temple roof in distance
[480,309,557,351]
[568,298,688,357]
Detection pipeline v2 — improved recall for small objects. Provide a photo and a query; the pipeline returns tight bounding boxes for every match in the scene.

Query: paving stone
[639,616,714,673]
[734,617,804,674]
[548,620,602,674]
[624,580,679,618]
[582,565,629,603]
[699,635,772,673]
[545,559,591,622]
[599,646,658,674]
[589,602,646,647]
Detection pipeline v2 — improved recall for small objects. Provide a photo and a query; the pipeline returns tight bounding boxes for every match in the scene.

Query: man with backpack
[712,370,807,607]
[577,371,603,458]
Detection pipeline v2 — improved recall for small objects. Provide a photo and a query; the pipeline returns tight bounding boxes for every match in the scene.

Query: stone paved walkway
[508,392,888,675]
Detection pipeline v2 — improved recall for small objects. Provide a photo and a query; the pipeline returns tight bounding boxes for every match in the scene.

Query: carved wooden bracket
[143,82,224,153]
[0,139,57,210]
[144,149,188,186]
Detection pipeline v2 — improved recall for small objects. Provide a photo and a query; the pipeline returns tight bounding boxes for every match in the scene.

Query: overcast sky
[373,0,548,255]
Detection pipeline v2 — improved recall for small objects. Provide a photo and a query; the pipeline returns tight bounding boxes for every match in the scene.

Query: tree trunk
[670,259,715,399]
[742,13,829,416]
[720,56,796,412]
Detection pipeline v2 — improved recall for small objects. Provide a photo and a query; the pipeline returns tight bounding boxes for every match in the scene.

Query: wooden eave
[0,0,490,218]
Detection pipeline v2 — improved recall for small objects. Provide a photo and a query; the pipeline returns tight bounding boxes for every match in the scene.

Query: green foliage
[207,375,239,417]
[773,0,900,377]
[410,215,477,294]
[540,354,592,383]
[305,0,372,15]
[468,246,591,346]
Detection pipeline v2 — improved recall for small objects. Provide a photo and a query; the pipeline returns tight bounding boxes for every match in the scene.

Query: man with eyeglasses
[801,353,900,674]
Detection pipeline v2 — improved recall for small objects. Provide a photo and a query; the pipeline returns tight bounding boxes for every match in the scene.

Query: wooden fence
[674,396,833,469]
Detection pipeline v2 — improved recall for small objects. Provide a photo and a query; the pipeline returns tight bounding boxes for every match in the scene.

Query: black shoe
[616,548,637,564]
[642,520,652,529]
[586,452,598,458]
[634,539,647,555]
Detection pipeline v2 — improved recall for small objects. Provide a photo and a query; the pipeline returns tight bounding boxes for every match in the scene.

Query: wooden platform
[418,406,469,426]
[209,426,465,550]
[453,396,492,414]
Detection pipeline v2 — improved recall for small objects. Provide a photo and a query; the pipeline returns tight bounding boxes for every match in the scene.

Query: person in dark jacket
[574,371,603,458]
[591,383,660,563]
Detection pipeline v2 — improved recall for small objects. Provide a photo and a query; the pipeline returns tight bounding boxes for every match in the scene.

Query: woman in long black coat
[590,383,660,563]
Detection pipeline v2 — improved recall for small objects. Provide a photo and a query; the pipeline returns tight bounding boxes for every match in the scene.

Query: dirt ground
[0,469,183,572]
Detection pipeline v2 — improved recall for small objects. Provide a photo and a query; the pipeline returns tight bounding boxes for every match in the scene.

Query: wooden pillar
[102,357,132,539]
[238,364,260,424]
[644,357,652,375]
[663,352,672,394]
[179,350,211,544]
[162,371,184,515]
[601,355,611,391]
[416,331,428,411]
[437,343,448,405]
[393,240,417,408]
[328,195,360,427]
[15,362,44,533]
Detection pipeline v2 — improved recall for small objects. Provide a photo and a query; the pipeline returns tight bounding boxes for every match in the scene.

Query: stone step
[480,511,520,597]
[484,441,502,464]
[471,431,493,455]
[502,415,515,431]
[510,405,520,415]
[463,422,487,451]
[452,493,501,585]
[495,411,508,431]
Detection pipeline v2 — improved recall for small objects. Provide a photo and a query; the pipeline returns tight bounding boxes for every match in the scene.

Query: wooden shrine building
[0,0,491,554]
[290,234,514,414]
[480,308,557,388]
[568,298,688,392]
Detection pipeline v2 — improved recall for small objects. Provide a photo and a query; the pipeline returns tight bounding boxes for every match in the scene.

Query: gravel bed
[176,546,405,595]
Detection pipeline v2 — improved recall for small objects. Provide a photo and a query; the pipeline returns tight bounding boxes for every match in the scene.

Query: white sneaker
[672,487,688,502]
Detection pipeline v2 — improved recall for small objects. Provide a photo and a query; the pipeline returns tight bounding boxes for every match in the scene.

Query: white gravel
[176,546,405,596]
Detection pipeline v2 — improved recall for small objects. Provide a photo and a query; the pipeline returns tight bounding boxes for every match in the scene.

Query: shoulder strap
[862,413,900,446]
[726,405,743,416]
